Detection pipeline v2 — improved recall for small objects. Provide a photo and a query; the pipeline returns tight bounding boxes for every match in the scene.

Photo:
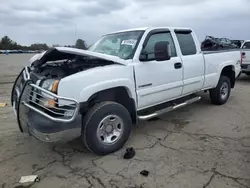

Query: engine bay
[31,55,115,79]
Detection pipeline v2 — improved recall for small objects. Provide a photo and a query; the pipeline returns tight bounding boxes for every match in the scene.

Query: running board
[138,96,201,120]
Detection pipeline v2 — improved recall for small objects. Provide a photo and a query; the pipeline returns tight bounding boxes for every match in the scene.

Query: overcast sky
[0,0,250,46]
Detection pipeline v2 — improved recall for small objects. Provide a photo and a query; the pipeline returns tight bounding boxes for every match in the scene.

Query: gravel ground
[0,54,250,188]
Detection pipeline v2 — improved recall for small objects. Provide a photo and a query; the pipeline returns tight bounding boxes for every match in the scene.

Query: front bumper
[241,64,250,73]
[28,111,82,143]
[11,67,81,143]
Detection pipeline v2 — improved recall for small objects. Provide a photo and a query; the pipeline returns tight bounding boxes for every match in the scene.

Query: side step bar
[138,96,201,120]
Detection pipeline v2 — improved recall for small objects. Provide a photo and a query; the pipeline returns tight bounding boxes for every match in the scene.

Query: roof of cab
[104,27,149,35]
[104,26,193,36]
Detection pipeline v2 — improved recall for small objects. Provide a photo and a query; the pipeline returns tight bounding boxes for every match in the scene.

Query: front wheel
[209,76,231,105]
[82,101,132,155]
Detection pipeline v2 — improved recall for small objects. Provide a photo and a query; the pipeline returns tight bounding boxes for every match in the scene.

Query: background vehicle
[11,27,241,155]
[240,40,250,75]
[201,36,239,51]
[231,40,244,48]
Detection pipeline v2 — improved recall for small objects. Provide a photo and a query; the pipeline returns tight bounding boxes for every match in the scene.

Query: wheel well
[221,65,235,88]
[81,87,137,124]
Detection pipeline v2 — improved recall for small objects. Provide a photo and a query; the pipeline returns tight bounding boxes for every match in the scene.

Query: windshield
[88,30,144,60]
[242,42,250,49]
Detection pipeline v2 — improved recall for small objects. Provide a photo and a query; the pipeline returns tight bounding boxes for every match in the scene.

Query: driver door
[134,30,183,110]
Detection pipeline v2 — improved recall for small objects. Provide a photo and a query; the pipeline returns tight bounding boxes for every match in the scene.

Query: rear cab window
[175,30,197,56]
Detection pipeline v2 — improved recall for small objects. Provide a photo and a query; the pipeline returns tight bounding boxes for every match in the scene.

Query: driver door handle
[174,62,182,69]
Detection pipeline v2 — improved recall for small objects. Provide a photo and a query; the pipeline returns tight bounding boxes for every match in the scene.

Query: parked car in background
[240,40,250,75]
[11,27,241,155]
[220,38,239,48]
[201,36,239,51]
[231,40,244,48]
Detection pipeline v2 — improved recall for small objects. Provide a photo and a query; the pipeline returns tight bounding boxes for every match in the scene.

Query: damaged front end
[11,66,81,142]
[30,47,121,80]
[11,47,122,142]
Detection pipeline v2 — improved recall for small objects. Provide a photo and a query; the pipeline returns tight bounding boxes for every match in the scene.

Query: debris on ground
[0,103,7,107]
[140,170,149,177]
[123,147,135,159]
[19,175,39,183]
[199,136,207,141]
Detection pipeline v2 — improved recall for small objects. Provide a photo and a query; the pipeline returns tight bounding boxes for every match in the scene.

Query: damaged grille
[12,66,79,133]
[22,83,79,123]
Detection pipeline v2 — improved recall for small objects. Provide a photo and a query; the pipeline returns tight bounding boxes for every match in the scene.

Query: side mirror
[154,41,171,61]
[139,41,171,62]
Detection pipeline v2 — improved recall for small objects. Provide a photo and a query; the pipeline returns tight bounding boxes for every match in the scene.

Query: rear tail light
[241,52,246,64]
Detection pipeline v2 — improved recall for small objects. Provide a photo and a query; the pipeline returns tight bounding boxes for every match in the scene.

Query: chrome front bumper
[11,67,81,142]
[22,83,80,123]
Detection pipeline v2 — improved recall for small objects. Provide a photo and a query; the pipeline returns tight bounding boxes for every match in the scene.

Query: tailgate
[241,50,250,64]
[241,41,250,64]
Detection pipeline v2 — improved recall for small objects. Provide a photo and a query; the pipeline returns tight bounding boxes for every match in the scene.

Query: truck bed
[202,49,241,89]
[202,49,241,54]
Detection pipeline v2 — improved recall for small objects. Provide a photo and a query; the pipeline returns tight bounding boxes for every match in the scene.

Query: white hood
[29,47,127,66]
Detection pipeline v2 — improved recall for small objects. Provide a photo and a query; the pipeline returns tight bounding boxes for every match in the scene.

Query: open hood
[30,47,127,67]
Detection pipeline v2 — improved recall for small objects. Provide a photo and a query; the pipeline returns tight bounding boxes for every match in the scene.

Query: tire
[209,76,231,105]
[82,101,132,155]
[245,73,250,76]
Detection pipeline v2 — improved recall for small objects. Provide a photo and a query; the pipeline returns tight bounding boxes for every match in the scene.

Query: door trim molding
[138,81,183,97]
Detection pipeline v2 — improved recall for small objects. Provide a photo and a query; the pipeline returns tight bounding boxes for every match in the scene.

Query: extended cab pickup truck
[240,40,250,75]
[11,27,241,155]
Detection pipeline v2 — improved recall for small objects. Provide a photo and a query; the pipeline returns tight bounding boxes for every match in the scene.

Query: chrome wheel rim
[220,82,229,100]
[97,115,124,145]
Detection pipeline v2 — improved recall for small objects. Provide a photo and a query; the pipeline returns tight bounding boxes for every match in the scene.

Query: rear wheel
[82,101,132,155]
[209,76,231,105]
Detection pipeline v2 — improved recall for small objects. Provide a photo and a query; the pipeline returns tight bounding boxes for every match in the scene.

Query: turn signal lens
[44,99,56,108]
[52,80,59,93]
[48,99,56,107]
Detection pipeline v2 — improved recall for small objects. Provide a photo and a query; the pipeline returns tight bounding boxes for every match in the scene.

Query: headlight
[40,79,59,108]
[41,79,59,93]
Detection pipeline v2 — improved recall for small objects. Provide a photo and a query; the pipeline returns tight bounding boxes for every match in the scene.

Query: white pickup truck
[11,27,241,155]
[240,40,250,75]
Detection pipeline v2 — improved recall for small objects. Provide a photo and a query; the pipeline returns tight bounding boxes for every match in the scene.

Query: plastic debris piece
[0,103,7,107]
[140,170,149,177]
[19,175,39,183]
[123,147,135,159]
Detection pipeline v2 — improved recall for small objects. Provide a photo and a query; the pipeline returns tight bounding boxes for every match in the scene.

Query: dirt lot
[0,54,250,188]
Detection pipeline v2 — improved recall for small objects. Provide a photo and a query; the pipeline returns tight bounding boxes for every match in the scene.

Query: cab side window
[175,32,197,56]
[142,32,177,61]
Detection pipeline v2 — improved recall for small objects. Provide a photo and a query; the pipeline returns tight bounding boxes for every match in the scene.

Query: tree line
[0,36,88,51]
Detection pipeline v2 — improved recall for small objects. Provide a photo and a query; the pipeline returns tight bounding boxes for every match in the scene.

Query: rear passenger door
[174,30,205,95]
